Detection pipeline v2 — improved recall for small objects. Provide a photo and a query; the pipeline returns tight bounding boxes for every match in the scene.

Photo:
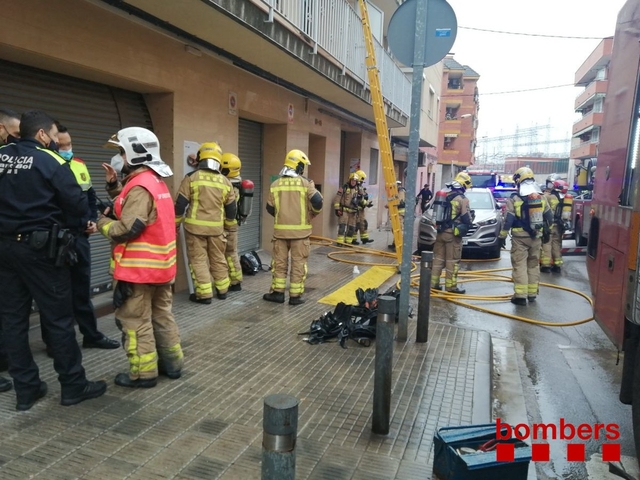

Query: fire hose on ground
[310,235,594,327]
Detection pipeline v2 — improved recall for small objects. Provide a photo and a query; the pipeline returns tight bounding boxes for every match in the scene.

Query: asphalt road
[428,241,635,480]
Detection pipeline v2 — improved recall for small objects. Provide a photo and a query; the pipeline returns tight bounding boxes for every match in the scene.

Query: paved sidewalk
[0,245,491,479]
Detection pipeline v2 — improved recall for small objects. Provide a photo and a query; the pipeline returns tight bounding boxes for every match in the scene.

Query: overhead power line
[459,26,605,40]
[442,83,575,97]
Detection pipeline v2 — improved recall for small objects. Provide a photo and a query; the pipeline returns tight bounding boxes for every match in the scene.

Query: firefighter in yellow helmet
[333,172,362,245]
[540,177,570,273]
[387,180,407,250]
[220,152,244,291]
[499,167,554,305]
[175,142,237,303]
[264,150,323,305]
[354,169,374,244]
[430,172,473,293]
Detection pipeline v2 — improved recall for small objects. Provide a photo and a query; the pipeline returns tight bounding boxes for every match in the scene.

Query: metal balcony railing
[262,0,411,116]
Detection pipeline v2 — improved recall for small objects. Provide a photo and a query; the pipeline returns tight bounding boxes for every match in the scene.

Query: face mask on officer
[37,127,59,152]
[59,150,73,161]
[0,121,20,145]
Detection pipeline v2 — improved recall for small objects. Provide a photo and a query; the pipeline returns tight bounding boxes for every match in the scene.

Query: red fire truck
[586,0,640,459]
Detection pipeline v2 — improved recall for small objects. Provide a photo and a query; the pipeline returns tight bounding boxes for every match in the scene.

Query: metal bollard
[417,251,433,343]
[372,296,395,435]
[262,394,298,480]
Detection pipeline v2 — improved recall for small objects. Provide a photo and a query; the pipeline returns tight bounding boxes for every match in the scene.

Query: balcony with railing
[260,0,411,116]
[575,79,608,111]
[570,142,598,159]
[572,111,603,136]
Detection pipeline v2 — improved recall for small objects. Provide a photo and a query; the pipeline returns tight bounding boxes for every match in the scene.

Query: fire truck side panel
[593,243,627,346]
[586,0,640,349]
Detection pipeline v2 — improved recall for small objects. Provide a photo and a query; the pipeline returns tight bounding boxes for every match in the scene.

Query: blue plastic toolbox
[433,423,531,480]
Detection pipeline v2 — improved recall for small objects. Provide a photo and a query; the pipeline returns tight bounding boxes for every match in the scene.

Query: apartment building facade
[1,0,438,291]
[570,37,613,190]
[437,55,480,187]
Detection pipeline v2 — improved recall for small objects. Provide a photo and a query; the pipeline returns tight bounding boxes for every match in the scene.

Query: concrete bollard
[417,251,433,343]
[262,394,298,480]
[372,296,395,435]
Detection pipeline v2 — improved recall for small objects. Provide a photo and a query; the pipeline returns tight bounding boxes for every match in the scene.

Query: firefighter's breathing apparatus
[310,235,594,328]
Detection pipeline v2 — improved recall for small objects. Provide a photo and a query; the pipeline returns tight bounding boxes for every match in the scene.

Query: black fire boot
[263,292,285,304]
[540,266,552,273]
[527,296,537,302]
[289,296,305,306]
[551,265,562,273]
[189,294,212,305]
[229,283,242,292]
[510,296,527,306]
[217,291,228,300]
[114,373,157,389]
[446,287,466,295]
[351,240,360,245]
[362,238,374,244]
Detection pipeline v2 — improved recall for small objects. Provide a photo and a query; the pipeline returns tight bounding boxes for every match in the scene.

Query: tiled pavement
[0,245,491,479]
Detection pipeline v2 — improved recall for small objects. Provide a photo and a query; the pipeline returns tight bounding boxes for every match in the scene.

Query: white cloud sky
[444,0,626,158]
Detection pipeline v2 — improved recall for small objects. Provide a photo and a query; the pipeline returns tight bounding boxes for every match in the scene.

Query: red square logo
[602,444,621,462]
[567,443,585,462]
[531,443,550,462]
[496,443,515,462]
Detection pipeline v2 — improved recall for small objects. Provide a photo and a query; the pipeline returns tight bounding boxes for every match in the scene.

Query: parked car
[417,188,503,257]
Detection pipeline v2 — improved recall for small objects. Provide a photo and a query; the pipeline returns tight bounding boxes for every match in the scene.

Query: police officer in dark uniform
[0,108,20,391]
[0,110,107,410]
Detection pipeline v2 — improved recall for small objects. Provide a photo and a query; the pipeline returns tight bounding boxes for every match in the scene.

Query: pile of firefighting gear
[301,288,404,348]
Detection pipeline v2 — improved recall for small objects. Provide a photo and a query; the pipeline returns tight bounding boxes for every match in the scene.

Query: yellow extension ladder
[357,0,403,264]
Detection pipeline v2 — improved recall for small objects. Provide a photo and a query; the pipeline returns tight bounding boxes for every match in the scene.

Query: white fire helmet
[105,127,172,178]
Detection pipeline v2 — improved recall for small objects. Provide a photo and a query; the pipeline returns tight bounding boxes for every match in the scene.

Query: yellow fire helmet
[198,142,223,162]
[513,167,535,185]
[221,153,241,178]
[355,170,367,182]
[454,172,473,190]
[283,149,310,175]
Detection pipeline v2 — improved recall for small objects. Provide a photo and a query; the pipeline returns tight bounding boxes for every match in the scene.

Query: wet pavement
[446,240,635,480]
[1,234,635,479]
[0,244,491,480]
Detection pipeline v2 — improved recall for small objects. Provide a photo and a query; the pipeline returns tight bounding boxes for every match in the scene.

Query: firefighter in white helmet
[175,142,237,303]
[354,169,374,244]
[499,167,554,305]
[430,172,473,293]
[220,152,244,291]
[541,177,571,273]
[264,150,323,305]
[99,127,183,387]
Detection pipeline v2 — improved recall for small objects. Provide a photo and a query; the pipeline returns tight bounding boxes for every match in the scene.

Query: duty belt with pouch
[48,224,78,267]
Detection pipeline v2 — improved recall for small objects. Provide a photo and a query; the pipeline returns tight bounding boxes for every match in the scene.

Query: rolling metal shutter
[237,119,263,253]
[0,59,153,293]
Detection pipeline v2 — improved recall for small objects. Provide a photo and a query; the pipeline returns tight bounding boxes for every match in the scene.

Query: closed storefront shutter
[237,119,263,253]
[0,59,153,293]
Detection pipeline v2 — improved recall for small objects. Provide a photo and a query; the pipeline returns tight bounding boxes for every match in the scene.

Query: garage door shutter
[0,59,153,293]
[237,119,263,253]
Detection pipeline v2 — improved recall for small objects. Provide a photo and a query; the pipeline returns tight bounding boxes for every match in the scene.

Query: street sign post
[387,0,457,341]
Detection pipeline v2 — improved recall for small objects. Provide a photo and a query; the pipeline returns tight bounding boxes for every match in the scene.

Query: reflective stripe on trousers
[510,235,541,298]
[115,283,183,379]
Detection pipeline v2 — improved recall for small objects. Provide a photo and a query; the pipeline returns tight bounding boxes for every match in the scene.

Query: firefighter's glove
[335,209,343,217]
[470,209,476,222]
[499,237,507,249]
[366,201,373,208]
[542,225,551,244]
[113,281,133,309]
